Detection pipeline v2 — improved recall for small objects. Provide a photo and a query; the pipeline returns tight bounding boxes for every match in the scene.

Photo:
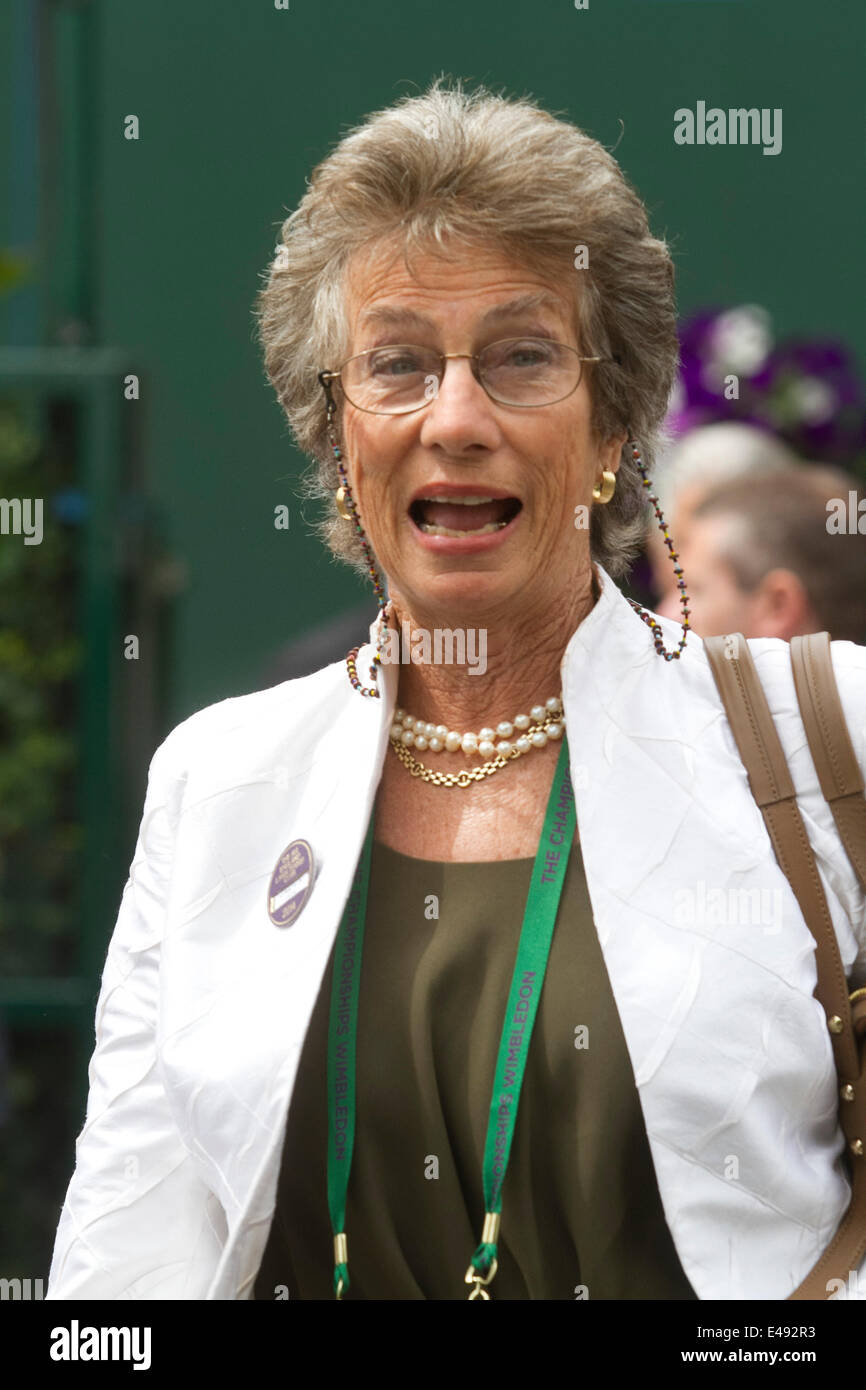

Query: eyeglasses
[318,338,609,415]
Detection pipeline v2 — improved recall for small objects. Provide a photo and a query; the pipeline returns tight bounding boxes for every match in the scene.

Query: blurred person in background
[654,466,866,642]
[646,421,801,598]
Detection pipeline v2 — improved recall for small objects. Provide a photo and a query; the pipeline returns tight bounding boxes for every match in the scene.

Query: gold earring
[592,470,616,504]
[335,486,352,521]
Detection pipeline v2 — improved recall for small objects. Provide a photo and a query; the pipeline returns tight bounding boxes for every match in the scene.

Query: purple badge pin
[267,839,316,928]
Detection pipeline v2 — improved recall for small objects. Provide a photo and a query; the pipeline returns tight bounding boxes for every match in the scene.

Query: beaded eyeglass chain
[318,374,690,692]
[321,378,391,697]
[626,442,690,660]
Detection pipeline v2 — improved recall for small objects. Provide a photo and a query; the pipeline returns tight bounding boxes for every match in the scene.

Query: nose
[417,354,503,454]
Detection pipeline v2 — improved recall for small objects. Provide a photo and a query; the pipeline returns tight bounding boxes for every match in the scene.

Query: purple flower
[666,306,866,477]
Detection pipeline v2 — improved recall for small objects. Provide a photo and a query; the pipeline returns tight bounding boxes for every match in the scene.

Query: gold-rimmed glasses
[318,338,610,415]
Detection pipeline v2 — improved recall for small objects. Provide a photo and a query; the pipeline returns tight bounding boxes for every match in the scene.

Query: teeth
[416,494,501,505]
[419,520,510,537]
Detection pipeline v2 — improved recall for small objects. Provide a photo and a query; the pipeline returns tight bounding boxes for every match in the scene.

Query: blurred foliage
[0,251,85,1280]
[0,395,81,975]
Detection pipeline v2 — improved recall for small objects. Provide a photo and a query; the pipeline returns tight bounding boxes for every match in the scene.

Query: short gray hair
[255,76,679,581]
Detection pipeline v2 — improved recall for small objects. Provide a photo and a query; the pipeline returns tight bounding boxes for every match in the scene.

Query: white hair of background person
[655,420,802,516]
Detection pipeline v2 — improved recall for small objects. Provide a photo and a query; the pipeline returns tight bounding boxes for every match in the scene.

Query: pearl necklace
[389,695,564,786]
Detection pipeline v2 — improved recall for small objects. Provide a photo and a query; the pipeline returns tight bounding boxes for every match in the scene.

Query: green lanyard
[326,732,576,1300]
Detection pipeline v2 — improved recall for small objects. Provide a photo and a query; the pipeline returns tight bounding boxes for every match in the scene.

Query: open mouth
[408,494,523,538]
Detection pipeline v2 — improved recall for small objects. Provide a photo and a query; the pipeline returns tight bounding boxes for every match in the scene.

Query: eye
[367,348,426,377]
[510,345,547,366]
[486,339,557,369]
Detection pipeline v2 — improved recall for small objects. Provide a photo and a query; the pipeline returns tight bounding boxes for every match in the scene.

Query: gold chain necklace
[389,706,565,787]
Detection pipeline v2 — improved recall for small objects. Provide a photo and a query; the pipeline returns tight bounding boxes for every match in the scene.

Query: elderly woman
[47,80,866,1302]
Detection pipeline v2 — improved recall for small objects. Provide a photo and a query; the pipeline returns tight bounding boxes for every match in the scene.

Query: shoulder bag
[703,630,866,1299]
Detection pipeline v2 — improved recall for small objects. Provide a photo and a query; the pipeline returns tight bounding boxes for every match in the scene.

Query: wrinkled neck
[385,565,598,730]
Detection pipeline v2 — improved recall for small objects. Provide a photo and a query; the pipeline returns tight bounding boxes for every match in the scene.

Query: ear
[752,568,816,640]
[602,430,629,474]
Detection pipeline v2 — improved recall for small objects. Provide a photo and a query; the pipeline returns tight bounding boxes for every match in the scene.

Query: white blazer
[46,564,866,1301]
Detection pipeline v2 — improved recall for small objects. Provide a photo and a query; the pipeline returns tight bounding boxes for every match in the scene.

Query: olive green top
[254,834,696,1301]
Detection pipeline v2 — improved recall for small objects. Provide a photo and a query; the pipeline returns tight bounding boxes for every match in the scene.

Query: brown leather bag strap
[704,633,858,1079]
[791,631,866,894]
[703,632,866,1298]
[787,630,866,1296]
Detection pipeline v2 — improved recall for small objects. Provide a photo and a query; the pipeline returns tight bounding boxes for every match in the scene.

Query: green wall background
[5,0,866,727]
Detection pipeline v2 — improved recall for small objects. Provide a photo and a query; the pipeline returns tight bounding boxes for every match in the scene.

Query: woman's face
[338,237,625,624]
